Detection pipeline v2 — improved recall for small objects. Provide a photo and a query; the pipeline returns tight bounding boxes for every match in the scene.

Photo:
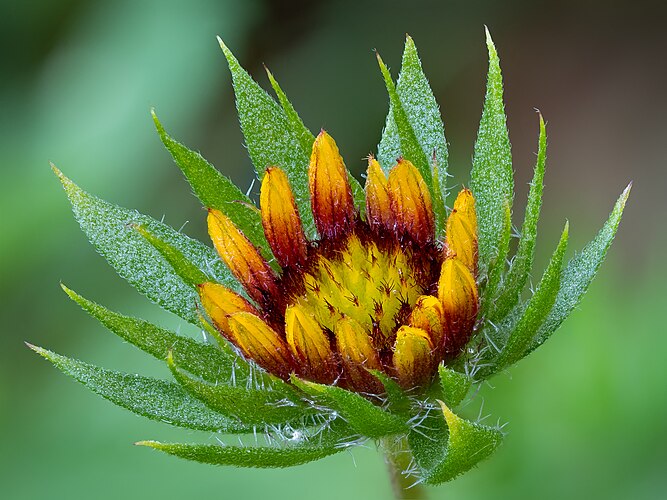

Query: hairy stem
[382,436,427,499]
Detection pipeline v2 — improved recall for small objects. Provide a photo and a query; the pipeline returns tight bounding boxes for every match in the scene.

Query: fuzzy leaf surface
[438,365,472,408]
[470,29,513,280]
[219,39,316,237]
[422,401,503,484]
[152,111,270,255]
[292,378,407,438]
[137,437,345,468]
[54,166,235,325]
[28,345,249,432]
[378,36,447,229]
[493,222,569,371]
[170,355,313,425]
[492,114,547,320]
[62,285,243,383]
[530,184,631,351]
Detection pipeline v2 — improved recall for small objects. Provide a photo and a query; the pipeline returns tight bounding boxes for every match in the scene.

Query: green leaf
[438,365,472,408]
[291,378,407,438]
[377,36,448,231]
[27,344,249,432]
[530,184,631,351]
[421,401,503,484]
[62,284,244,383]
[137,436,345,468]
[370,370,412,414]
[218,38,316,238]
[376,52,433,188]
[493,222,569,371]
[481,200,512,314]
[134,224,211,286]
[152,110,270,255]
[53,166,236,325]
[169,353,313,426]
[265,67,366,215]
[470,28,514,280]
[492,114,547,320]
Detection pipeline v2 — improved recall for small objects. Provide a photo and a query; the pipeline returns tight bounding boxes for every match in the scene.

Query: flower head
[200,130,479,392]
[30,30,630,494]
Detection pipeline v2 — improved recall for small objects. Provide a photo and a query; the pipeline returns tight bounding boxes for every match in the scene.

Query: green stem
[382,437,427,500]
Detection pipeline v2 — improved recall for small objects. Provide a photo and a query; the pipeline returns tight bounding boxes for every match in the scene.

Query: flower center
[291,234,428,348]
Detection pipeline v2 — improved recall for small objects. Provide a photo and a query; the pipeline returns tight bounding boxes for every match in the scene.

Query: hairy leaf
[530,184,631,350]
[54,166,235,324]
[62,285,244,383]
[292,378,407,438]
[493,222,569,371]
[28,344,248,432]
[422,401,503,484]
[169,354,313,425]
[152,110,270,255]
[376,52,432,188]
[137,436,345,468]
[218,38,316,238]
[378,36,447,230]
[492,114,547,320]
[470,28,514,280]
[438,365,472,408]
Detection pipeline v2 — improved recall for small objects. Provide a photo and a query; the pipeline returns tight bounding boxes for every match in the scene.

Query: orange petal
[227,311,295,379]
[285,305,337,384]
[409,295,445,353]
[387,159,435,245]
[198,282,255,336]
[438,258,479,358]
[207,208,278,308]
[260,167,308,269]
[392,325,434,389]
[365,156,393,231]
[334,317,382,393]
[309,130,356,240]
[446,188,478,274]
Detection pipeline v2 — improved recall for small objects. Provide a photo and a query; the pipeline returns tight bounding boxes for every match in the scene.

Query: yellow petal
[392,325,434,389]
[260,167,308,269]
[438,258,479,358]
[309,130,356,240]
[446,188,478,273]
[365,156,392,231]
[409,295,445,352]
[227,311,294,379]
[285,305,337,384]
[207,209,278,308]
[387,159,435,245]
[198,282,255,335]
[334,316,382,393]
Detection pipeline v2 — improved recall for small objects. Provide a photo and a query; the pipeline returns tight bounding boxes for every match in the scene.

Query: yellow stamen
[227,312,294,379]
[365,156,392,231]
[197,282,255,334]
[260,167,308,269]
[334,316,382,392]
[446,188,478,273]
[285,305,336,384]
[207,209,278,307]
[309,130,356,240]
[387,159,435,245]
[392,325,434,389]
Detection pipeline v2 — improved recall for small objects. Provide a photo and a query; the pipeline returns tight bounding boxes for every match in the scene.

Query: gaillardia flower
[201,135,478,394]
[30,30,629,497]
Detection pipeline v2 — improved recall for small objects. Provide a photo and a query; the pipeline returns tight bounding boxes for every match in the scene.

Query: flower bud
[392,325,434,389]
[260,167,308,270]
[446,188,478,274]
[334,317,382,393]
[438,258,479,357]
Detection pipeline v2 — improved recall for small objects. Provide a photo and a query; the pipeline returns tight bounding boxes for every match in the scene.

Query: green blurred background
[2,1,666,498]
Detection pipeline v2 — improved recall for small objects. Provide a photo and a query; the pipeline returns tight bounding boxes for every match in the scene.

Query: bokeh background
[2,1,666,498]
